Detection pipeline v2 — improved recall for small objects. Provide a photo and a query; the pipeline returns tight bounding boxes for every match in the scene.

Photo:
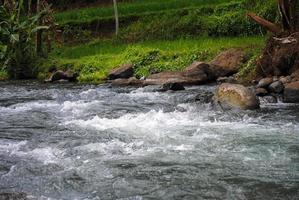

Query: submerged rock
[0,193,27,200]
[214,83,260,110]
[108,64,134,80]
[160,82,185,91]
[283,81,299,103]
[255,87,268,96]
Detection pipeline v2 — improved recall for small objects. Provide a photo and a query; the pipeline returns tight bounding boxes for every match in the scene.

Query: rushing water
[0,81,298,200]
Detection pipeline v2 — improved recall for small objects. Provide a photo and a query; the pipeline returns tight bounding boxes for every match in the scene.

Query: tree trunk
[253,0,299,78]
[36,0,43,55]
[113,0,119,36]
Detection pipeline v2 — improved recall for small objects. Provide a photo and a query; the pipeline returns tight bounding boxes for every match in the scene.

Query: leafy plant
[0,1,49,79]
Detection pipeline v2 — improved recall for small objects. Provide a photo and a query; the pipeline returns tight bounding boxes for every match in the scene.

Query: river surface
[0,81,298,200]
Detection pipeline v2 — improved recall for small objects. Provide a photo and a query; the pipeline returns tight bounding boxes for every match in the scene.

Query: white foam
[61,100,102,115]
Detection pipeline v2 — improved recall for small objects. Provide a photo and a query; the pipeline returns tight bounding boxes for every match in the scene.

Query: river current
[0,81,298,200]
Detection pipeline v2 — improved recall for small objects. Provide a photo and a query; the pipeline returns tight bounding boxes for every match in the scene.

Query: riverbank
[38,36,265,84]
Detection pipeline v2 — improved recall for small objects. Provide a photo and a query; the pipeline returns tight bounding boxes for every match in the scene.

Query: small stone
[257,77,273,88]
[268,81,284,93]
[279,76,291,84]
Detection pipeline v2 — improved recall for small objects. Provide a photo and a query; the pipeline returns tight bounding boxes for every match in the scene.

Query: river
[0,81,298,200]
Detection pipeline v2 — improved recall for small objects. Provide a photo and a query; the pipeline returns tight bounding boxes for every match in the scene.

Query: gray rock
[257,77,273,88]
[268,81,284,93]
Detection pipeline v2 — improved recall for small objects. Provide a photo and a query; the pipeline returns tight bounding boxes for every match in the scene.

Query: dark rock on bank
[144,62,210,85]
[257,77,273,88]
[45,70,78,83]
[108,64,134,80]
[210,48,246,76]
[214,83,260,110]
[268,81,284,93]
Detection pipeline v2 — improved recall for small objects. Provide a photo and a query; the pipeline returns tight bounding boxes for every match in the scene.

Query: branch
[247,12,282,34]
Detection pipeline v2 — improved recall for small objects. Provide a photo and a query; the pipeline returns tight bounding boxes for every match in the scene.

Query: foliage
[0,2,49,79]
[40,36,265,83]
[53,0,277,43]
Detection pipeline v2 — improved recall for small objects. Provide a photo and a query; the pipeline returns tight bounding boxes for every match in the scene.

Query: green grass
[56,0,277,43]
[55,0,236,25]
[41,36,265,83]
[0,70,9,81]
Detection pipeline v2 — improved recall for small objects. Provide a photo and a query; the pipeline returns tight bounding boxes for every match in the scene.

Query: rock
[210,49,246,76]
[111,77,143,87]
[0,193,27,200]
[268,81,284,93]
[260,95,278,103]
[48,70,67,82]
[279,76,292,84]
[108,64,134,80]
[64,70,78,82]
[45,70,78,83]
[194,92,214,103]
[257,77,273,88]
[216,76,236,84]
[160,82,185,91]
[144,62,210,85]
[214,83,260,110]
[255,88,268,96]
[283,81,299,103]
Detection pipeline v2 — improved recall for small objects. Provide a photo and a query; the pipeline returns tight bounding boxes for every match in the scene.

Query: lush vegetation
[0,1,50,79]
[1,0,278,83]
[56,0,277,42]
[40,36,265,83]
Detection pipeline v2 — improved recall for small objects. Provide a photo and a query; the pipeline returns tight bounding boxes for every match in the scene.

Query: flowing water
[0,81,298,200]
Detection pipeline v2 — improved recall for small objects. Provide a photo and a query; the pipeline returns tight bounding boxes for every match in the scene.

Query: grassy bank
[40,36,265,83]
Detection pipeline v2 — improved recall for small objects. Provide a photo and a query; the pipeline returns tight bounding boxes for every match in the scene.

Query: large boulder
[210,49,246,77]
[214,83,260,110]
[144,62,210,86]
[283,81,299,103]
[108,64,134,80]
